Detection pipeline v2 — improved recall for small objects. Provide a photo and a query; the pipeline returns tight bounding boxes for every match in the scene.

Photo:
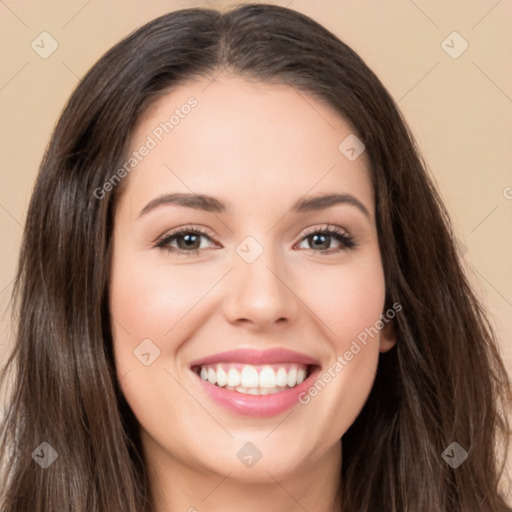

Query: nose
[222,247,300,331]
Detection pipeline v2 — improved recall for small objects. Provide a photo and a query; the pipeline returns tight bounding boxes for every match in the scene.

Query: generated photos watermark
[298,302,402,405]
[93,96,198,200]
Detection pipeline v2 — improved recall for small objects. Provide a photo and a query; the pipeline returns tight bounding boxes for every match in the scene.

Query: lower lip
[192,367,320,417]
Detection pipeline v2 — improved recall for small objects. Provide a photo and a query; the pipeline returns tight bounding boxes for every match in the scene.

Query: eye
[155,226,217,256]
[154,224,357,257]
[295,225,356,255]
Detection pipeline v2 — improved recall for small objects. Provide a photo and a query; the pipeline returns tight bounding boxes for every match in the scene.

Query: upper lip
[189,348,320,367]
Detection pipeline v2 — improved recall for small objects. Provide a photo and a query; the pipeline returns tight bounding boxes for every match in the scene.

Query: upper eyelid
[159,224,350,238]
[301,224,351,236]
[155,224,212,239]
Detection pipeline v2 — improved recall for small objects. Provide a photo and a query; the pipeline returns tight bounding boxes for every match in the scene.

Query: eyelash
[154,224,357,257]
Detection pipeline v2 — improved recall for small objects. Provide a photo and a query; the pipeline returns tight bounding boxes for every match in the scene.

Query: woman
[1,3,510,511]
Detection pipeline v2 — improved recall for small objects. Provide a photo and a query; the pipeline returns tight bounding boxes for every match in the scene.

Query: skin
[110,73,396,512]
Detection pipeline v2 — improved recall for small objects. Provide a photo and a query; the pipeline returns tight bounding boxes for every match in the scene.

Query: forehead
[120,74,373,219]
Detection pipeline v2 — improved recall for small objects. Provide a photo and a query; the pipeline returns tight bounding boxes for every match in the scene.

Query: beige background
[0,0,511,500]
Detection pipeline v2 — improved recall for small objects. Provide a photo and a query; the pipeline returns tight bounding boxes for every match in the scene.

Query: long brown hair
[1,4,510,511]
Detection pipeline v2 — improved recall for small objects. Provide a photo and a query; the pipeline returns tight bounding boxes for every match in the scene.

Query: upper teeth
[198,363,308,390]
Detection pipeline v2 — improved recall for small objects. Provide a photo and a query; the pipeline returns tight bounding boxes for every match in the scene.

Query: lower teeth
[221,385,293,395]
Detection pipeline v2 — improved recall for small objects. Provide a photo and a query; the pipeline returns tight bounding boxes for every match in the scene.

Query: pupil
[312,234,329,249]
[179,234,199,249]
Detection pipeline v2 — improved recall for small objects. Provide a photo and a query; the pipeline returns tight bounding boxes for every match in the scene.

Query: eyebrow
[138,192,371,219]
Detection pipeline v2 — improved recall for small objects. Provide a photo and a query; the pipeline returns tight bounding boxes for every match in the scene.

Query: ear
[379,319,397,353]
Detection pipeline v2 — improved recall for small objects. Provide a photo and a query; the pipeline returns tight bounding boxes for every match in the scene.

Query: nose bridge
[223,236,298,328]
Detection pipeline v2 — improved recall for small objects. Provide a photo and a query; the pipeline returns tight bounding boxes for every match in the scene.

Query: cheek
[109,241,387,461]
[109,250,221,372]
[294,257,386,435]
[110,245,386,366]
[108,253,214,437]
[298,256,386,348]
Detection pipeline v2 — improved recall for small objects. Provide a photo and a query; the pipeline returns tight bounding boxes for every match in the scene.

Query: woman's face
[110,74,395,486]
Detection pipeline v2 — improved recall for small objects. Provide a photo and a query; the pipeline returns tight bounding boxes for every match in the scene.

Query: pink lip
[189,348,321,417]
[189,348,320,367]
[192,366,321,417]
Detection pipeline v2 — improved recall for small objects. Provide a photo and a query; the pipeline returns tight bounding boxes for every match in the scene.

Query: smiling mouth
[192,362,315,396]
